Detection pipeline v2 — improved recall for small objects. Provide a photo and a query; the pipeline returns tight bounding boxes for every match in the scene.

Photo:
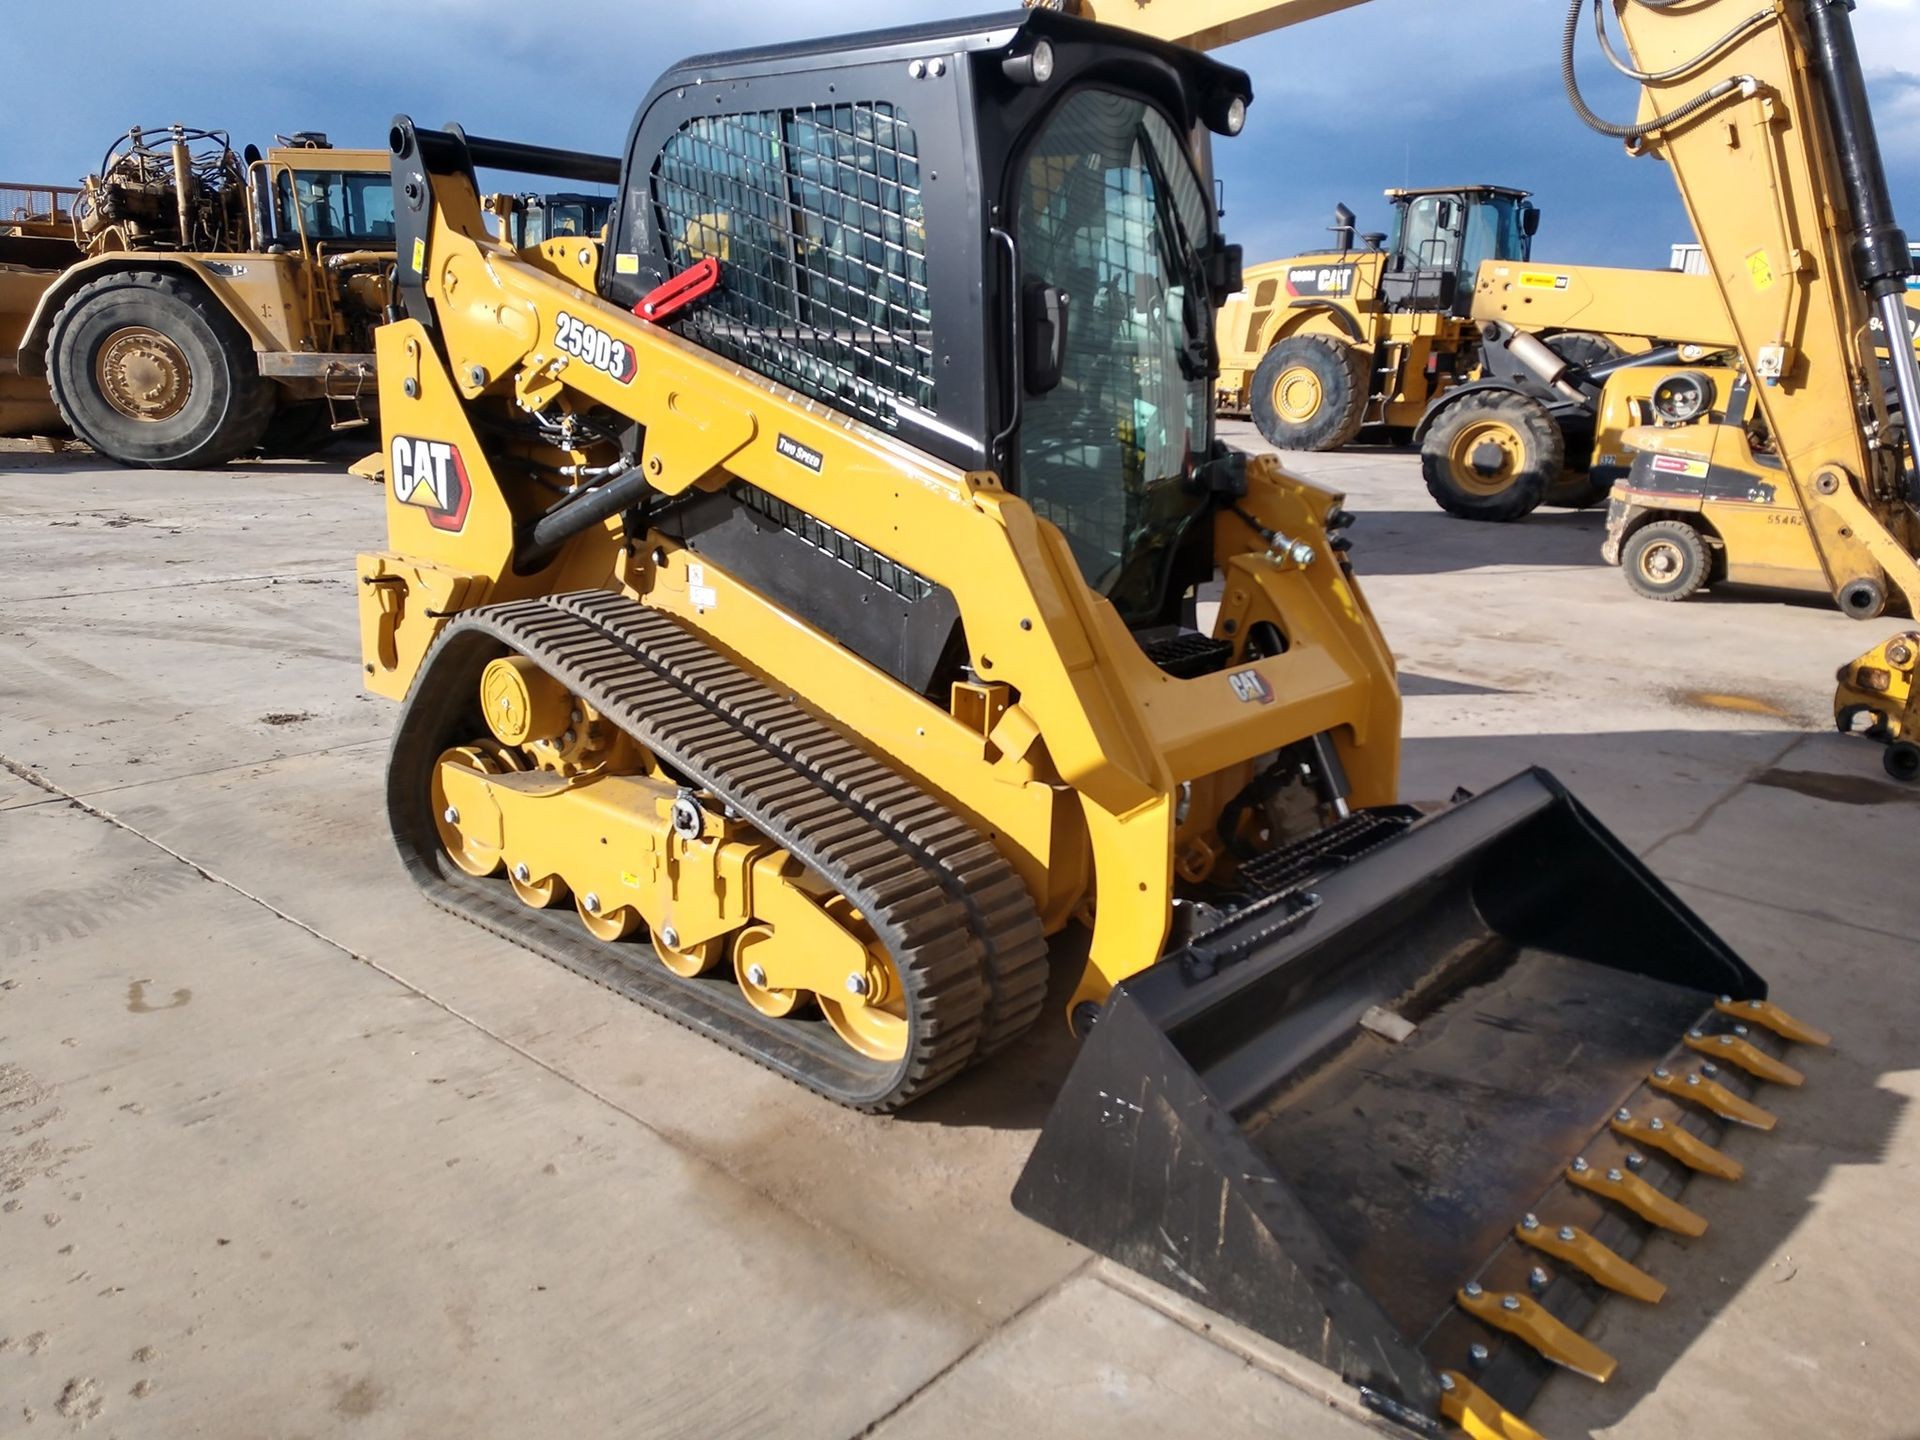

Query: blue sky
[3,0,1915,271]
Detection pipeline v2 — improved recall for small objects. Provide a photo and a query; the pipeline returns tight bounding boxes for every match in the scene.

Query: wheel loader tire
[1886,740,1920,784]
[1420,391,1563,522]
[1250,335,1368,451]
[46,270,275,469]
[1543,330,1624,373]
[1621,519,1711,602]
[1543,471,1612,509]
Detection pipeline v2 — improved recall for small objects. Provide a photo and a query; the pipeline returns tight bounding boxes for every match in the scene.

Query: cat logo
[1284,264,1356,299]
[1228,668,1274,704]
[391,436,473,532]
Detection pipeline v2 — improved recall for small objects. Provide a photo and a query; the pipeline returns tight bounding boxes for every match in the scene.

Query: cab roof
[265,148,387,172]
[1384,185,1532,201]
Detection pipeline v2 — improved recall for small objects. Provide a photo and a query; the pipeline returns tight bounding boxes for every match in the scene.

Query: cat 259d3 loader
[350,4,1844,1435]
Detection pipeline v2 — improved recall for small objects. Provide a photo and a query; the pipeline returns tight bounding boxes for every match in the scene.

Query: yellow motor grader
[345,4,1851,1432]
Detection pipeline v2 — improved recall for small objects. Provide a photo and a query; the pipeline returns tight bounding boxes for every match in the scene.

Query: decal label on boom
[1519,271,1570,290]
[391,436,472,531]
[1285,265,1355,298]
[776,434,825,473]
[556,311,638,383]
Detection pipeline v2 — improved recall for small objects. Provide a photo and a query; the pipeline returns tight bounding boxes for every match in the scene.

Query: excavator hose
[1560,0,1751,142]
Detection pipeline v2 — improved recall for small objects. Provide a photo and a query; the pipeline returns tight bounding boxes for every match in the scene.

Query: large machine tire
[1543,330,1625,373]
[259,401,341,458]
[1420,391,1564,522]
[1620,519,1711,602]
[45,270,275,469]
[1249,335,1368,451]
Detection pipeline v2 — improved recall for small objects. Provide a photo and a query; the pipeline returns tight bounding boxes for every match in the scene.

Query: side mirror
[1522,205,1541,237]
[1436,199,1457,231]
[1206,241,1243,298]
[1022,279,1070,395]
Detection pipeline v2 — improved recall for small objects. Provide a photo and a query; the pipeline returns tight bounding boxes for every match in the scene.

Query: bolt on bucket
[1013,768,1826,1422]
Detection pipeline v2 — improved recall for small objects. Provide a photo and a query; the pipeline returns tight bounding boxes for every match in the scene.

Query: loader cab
[604,10,1250,628]
[264,149,396,248]
[1380,185,1536,317]
[511,192,612,248]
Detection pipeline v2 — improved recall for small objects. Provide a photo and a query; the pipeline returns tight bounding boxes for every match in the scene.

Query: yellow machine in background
[1212,184,1753,521]
[1215,185,1537,446]
[1,126,397,464]
[347,6,1836,1432]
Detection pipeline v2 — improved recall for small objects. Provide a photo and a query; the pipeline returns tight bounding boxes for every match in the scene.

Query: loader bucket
[1014,768,1823,1421]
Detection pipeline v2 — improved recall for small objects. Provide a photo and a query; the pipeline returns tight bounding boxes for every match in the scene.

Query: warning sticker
[1651,454,1710,478]
[1745,249,1775,290]
[410,236,426,274]
[1519,271,1570,291]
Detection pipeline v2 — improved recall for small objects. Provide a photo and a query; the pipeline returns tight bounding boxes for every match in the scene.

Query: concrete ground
[0,426,1914,1439]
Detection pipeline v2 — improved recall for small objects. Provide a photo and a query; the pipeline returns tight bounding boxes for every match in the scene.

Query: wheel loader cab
[600,11,1248,630]
[1380,185,1536,317]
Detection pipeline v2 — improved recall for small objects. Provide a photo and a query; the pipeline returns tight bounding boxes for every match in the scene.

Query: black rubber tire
[46,270,275,468]
[1544,330,1625,374]
[1249,334,1368,451]
[1885,741,1920,784]
[1544,472,1612,509]
[1621,519,1711,602]
[1420,391,1563,522]
[258,401,341,458]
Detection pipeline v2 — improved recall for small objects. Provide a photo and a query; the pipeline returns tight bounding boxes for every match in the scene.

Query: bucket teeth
[1455,1287,1618,1383]
[1567,1159,1708,1235]
[1514,1218,1666,1303]
[1439,1371,1546,1440]
[1684,1032,1805,1087]
[1714,996,1830,1048]
[1611,1114,1744,1180]
[1651,1067,1777,1129]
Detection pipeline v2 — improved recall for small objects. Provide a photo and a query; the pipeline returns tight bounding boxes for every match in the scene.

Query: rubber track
[386,593,1049,1110]
[560,591,1052,1055]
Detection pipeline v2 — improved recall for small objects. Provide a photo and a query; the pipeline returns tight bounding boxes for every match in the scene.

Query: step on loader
[352,12,1825,1430]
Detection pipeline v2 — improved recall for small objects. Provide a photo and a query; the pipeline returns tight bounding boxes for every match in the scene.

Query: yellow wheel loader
[353,9,1828,1431]
[1213,183,1758,527]
[1,126,397,465]
[1217,185,1537,447]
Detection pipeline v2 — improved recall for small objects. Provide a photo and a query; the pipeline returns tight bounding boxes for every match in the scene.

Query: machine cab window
[1382,185,1535,315]
[274,169,396,244]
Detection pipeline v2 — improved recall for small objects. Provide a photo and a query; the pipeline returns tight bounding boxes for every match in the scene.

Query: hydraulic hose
[1561,0,1753,142]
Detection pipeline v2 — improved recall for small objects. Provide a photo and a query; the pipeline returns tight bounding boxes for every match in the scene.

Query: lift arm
[1033,0,1376,51]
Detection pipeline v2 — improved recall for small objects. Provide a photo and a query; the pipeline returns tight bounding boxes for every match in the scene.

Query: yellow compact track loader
[354,10,1826,1430]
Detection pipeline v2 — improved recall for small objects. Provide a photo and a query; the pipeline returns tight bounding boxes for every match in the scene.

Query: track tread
[387,591,1050,1109]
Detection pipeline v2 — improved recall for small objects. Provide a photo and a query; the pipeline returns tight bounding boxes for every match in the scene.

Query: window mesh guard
[653,102,934,430]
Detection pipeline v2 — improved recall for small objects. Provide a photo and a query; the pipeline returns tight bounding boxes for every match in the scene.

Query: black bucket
[1013,768,1779,1417]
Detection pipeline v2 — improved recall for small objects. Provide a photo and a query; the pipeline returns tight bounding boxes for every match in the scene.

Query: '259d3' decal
[391,436,472,532]
[556,310,637,384]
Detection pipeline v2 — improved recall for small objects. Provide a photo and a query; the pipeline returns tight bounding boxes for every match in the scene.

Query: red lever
[634,257,720,322]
